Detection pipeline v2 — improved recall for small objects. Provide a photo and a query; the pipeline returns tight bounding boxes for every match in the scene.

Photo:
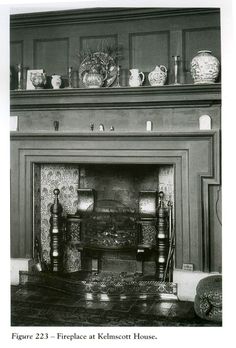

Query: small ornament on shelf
[146,121,153,131]
[190,50,220,84]
[51,74,62,89]
[199,115,211,130]
[99,124,105,131]
[65,67,73,89]
[17,63,22,90]
[53,120,59,131]
[71,70,78,88]
[68,67,72,88]
[129,69,145,87]
[172,55,181,85]
[30,71,47,90]
[148,65,167,86]
[116,65,121,87]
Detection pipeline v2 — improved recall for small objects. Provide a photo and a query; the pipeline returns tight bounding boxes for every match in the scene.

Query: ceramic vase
[148,65,167,86]
[51,75,62,89]
[190,50,220,84]
[30,72,47,89]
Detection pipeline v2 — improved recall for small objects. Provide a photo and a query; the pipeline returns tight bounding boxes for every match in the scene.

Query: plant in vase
[78,43,122,88]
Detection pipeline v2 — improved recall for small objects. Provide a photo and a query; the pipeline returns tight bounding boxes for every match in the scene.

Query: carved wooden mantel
[10,84,221,111]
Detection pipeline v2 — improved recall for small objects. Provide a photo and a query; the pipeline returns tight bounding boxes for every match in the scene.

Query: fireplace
[33,163,175,279]
[10,82,221,301]
[11,128,220,272]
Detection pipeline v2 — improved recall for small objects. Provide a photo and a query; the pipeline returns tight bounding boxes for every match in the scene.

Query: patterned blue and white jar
[190,50,220,84]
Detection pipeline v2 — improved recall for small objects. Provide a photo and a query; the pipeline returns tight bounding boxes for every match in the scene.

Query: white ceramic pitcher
[129,69,145,87]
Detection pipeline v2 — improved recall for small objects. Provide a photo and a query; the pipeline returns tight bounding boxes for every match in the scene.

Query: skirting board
[173,269,221,301]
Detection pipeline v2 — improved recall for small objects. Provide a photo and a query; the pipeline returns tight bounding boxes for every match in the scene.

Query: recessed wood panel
[34,38,69,76]
[183,27,221,72]
[10,41,23,68]
[130,31,170,74]
[10,41,24,89]
[80,35,117,54]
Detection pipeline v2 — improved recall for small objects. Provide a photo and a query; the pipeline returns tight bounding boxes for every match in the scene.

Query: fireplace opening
[33,163,175,281]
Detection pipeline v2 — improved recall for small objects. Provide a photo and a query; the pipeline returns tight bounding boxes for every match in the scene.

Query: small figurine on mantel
[146,121,153,131]
[99,124,105,131]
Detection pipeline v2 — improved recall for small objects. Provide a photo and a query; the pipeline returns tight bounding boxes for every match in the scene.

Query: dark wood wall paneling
[33,38,69,77]
[129,31,170,85]
[10,9,222,273]
[10,41,23,89]
[10,9,221,87]
[183,27,221,83]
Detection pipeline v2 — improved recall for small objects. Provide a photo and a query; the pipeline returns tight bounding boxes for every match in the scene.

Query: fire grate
[81,199,139,248]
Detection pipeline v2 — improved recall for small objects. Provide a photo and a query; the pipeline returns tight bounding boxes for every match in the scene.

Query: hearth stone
[19,271,177,301]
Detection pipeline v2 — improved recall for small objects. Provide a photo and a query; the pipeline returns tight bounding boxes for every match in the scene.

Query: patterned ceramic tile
[39,164,80,266]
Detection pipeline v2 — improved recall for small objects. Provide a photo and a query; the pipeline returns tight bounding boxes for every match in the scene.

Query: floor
[11,285,221,327]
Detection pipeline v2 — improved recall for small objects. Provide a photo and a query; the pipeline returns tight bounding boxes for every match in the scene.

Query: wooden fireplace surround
[10,84,221,273]
[10,129,220,273]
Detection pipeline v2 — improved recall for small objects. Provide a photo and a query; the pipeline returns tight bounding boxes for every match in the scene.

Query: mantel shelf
[10,83,221,111]
[10,131,218,140]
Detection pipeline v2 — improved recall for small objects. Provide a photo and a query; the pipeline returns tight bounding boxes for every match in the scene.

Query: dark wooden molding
[10,131,218,140]
[10,8,220,28]
[200,130,221,272]
[10,83,221,112]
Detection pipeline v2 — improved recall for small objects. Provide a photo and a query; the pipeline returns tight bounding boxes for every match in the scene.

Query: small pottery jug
[83,67,107,88]
[190,50,220,84]
[30,72,47,89]
[148,65,167,86]
[129,69,145,87]
[51,75,62,89]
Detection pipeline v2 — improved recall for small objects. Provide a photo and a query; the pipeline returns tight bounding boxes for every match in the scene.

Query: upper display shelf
[10,84,221,111]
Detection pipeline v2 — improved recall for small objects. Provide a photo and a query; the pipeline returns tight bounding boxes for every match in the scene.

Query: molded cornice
[10,7,220,28]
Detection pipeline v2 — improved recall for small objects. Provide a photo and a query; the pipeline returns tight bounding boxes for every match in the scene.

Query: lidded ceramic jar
[148,65,167,86]
[190,50,220,84]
